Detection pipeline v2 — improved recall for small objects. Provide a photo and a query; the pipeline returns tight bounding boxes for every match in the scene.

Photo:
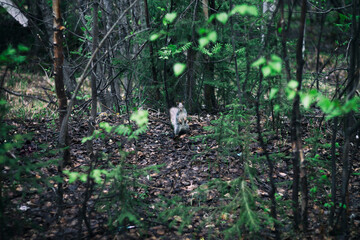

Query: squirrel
[169,102,189,137]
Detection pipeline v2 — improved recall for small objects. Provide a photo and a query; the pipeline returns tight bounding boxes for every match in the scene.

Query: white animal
[169,102,189,136]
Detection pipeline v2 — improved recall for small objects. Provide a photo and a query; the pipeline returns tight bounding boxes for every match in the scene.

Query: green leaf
[199,37,209,48]
[310,187,317,194]
[317,96,334,113]
[251,57,266,67]
[17,44,29,52]
[269,88,278,100]
[130,110,149,127]
[173,63,186,77]
[231,5,246,15]
[301,94,312,109]
[100,122,113,133]
[286,88,296,100]
[216,12,228,24]
[79,174,88,182]
[198,28,208,35]
[81,135,93,143]
[270,54,282,62]
[287,80,299,89]
[268,61,282,73]
[246,6,258,16]
[150,33,160,41]
[163,12,177,25]
[207,31,217,43]
[261,65,271,77]
[320,174,328,180]
[274,104,280,112]
[65,171,79,183]
[230,4,258,16]
[91,169,103,184]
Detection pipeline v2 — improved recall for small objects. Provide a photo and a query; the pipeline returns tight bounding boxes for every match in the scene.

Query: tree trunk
[186,47,197,113]
[53,0,70,219]
[186,0,199,113]
[103,0,121,113]
[291,0,308,231]
[39,0,76,98]
[339,1,359,236]
[144,0,160,101]
[89,0,99,150]
[279,0,291,82]
[53,0,70,164]
[255,70,280,239]
[203,0,216,112]
[315,13,325,90]
[229,0,242,103]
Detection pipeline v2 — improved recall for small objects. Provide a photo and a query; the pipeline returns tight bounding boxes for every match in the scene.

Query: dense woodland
[1,0,360,239]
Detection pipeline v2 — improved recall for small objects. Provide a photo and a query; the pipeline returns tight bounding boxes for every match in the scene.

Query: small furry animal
[170,102,189,136]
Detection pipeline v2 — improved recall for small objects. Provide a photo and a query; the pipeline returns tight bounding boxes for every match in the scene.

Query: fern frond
[212,42,222,54]
[224,43,233,54]
[181,42,192,52]
[198,47,213,56]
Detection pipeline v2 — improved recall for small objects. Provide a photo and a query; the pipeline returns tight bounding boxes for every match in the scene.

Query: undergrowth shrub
[0,100,58,239]
[156,103,273,238]
[64,110,162,233]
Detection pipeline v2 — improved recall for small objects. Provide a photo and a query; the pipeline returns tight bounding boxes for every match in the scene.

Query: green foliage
[82,110,148,143]
[158,42,192,59]
[163,12,177,26]
[196,103,254,158]
[0,100,58,238]
[199,30,217,48]
[173,63,186,77]
[64,110,162,229]
[251,54,282,77]
[0,44,29,65]
[157,196,194,233]
[187,102,274,237]
[230,4,258,17]
[284,84,360,120]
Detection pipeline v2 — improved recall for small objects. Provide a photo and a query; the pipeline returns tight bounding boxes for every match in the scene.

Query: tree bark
[53,0,70,219]
[186,0,199,113]
[39,0,76,99]
[53,0,70,164]
[279,0,291,82]
[291,0,308,231]
[58,0,140,167]
[338,0,359,236]
[255,71,280,239]
[144,0,160,101]
[203,0,217,112]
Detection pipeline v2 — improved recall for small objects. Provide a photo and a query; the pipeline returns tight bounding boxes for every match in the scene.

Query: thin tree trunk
[58,0,139,170]
[229,0,242,103]
[88,1,98,153]
[103,0,121,113]
[203,0,216,112]
[280,0,291,82]
[53,0,70,219]
[315,13,325,90]
[291,0,308,231]
[338,1,359,236]
[186,47,196,112]
[144,0,160,101]
[255,71,280,239]
[329,116,338,227]
[186,0,199,113]
[82,3,99,229]
[39,0,76,98]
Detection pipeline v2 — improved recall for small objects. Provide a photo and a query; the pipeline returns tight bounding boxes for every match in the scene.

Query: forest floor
[4,106,360,239]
